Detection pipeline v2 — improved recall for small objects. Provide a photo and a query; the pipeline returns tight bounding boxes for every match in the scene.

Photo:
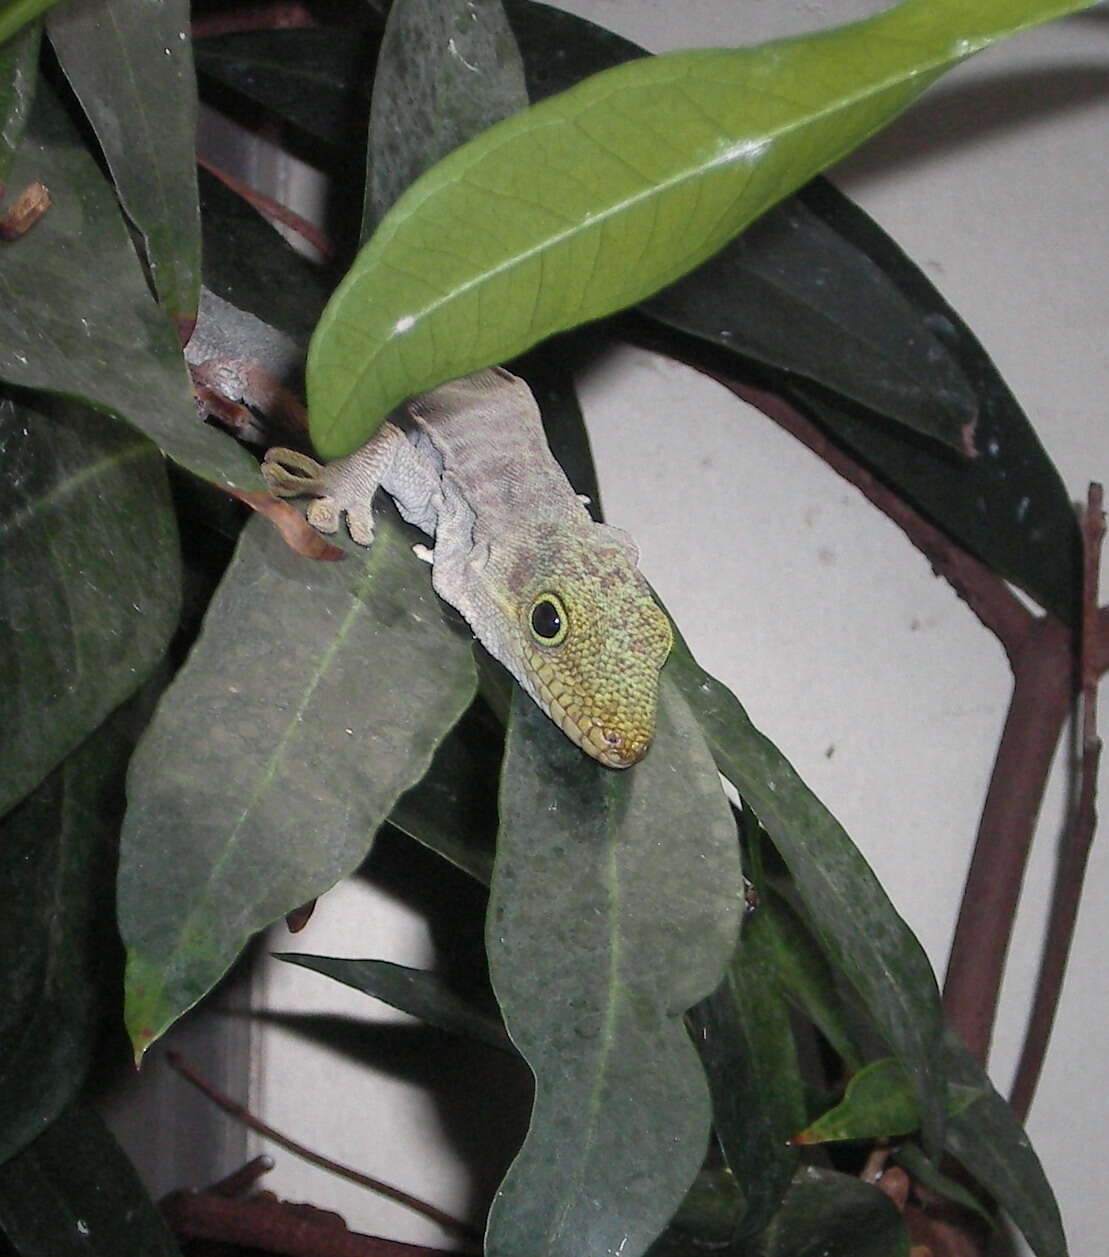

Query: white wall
[254,4,1109,1253]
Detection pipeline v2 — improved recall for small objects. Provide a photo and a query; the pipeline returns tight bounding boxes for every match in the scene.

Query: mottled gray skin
[262,368,672,767]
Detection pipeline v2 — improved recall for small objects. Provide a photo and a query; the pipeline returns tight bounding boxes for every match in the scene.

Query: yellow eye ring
[528,593,569,646]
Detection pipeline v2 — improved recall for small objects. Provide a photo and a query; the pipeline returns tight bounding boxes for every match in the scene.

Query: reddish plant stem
[693,372,1035,646]
[196,155,334,259]
[167,1052,480,1244]
[941,615,1074,1061]
[191,4,319,39]
[161,1191,463,1257]
[1009,484,1105,1119]
[681,365,1085,1072]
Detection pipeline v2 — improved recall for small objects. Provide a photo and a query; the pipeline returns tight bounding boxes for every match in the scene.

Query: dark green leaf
[364,0,527,236]
[753,887,863,1072]
[667,637,945,1156]
[0,21,38,184]
[0,690,153,1165]
[941,1030,1066,1257]
[753,1166,909,1257]
[388,693,500,884]
[0,393,180,816]
[783,178,1081,624]
[516,344,604,518]
[893,1142,994,1226]
[505,0,644,101]
[794,1057,981,1145]
[277,954,511,1052]
[646,1167,746,1257]
[119,508,477,1057]
[0,84,261,489]
[307,0,1095,458]
[194,27,376,146]
[485,678,741,1257]
[199,168,336,346]
[48,0,201,324]
[640,188,976,449]
[689,910,805,1239]
[0,1105,180,1256]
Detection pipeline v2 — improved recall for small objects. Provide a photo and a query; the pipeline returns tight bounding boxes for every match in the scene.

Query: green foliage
[306,0,1097,458]
[0,2,1089,1256]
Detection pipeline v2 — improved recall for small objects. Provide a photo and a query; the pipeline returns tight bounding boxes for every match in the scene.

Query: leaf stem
[161,1189,465,1257]
[1008,484,1104,1119]
[166,1051,481,1244]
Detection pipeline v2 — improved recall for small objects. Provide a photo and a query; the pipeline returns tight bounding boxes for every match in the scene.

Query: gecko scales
[262,367,672,768]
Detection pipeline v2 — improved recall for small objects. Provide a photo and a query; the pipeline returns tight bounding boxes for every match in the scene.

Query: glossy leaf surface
[754,1166,909,1257]
[510,2,978,447]
[0,1105,180,1256]
[120,510,477,1057]
[668,638,945,1155]
[0,86,261,490]
[782,178,1081,624]
[308,0,1095,458]
[0,695,148,1165]
[365,0,526,235]
[278,954,511,1052]
[0,394,180,816]
[194,26,377,146]
[689,910,805,1239]
[0,20,36,182]
[485,679,740,1257]
[942,1031,1066,1257]
[48,0,201,324]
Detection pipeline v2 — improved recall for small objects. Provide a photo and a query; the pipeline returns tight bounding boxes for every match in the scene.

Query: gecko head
[508,523,673,768]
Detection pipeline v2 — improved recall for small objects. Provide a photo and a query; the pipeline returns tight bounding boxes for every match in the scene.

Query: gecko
[261,367,672,768]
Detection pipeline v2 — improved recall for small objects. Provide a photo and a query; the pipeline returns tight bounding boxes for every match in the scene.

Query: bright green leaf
[277,954,512,1053]
[0,1105,180,1256]
[119,509,477,1058]
[667,637,946,1156]
[47,0,201,325]
[308,0,1096,458]
[485,678,741,1257]
[0,19,36,182]
[0,84,260,490]
[0,393,180,816]
[365,0,526,238]
[793,1057,981,1145]
[0,0,62,47]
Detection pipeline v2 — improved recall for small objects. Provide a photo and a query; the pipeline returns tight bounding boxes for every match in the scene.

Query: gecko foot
[262,448,325,497]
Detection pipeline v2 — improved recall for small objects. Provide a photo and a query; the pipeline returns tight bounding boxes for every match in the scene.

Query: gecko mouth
[530,674,651,769]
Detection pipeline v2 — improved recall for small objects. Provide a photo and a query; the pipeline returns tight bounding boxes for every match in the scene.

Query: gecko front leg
[263,421,438,546]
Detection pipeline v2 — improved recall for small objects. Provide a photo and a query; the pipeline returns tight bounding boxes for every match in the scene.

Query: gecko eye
[529,594,568,645]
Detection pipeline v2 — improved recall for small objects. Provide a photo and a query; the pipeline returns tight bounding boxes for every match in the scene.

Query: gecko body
[262,368,672,768]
